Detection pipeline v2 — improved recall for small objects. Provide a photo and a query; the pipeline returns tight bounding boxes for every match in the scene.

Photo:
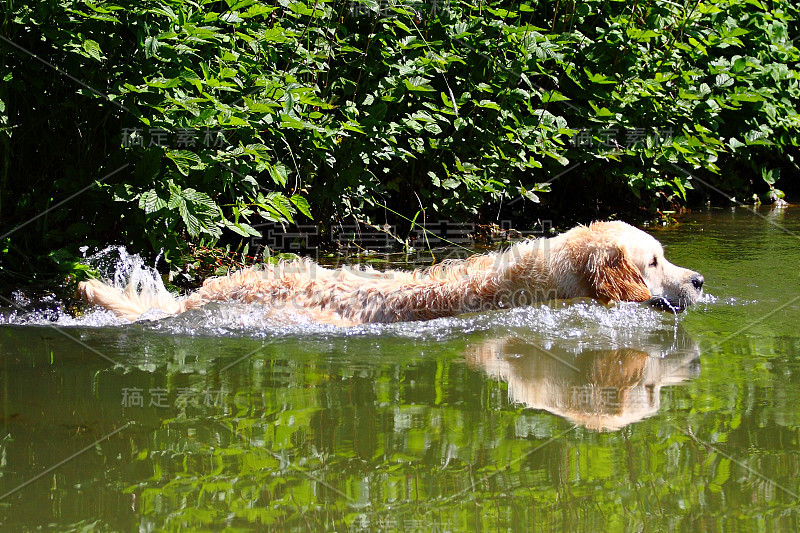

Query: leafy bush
[1,0,798,275]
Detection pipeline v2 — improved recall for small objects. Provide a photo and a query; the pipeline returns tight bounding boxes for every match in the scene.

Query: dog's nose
[691,274,704,291]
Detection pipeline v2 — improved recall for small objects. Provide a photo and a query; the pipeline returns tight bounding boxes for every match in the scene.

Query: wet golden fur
[78,221,703,326]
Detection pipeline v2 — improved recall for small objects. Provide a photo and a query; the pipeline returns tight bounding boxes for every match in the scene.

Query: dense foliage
[1,0,799,275]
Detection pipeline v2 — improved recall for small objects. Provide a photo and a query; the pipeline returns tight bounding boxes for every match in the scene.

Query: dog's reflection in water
[465,328,700,431]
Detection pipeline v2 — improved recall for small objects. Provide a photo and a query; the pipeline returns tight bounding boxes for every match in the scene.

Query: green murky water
[1,207,799,531]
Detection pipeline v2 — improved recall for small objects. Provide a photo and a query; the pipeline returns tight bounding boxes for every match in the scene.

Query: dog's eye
[649,256,658,268]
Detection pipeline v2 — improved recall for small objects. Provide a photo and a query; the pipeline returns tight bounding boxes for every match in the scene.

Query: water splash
[87,245,175,302]
[88,299,678,342]
[0,246,169,327]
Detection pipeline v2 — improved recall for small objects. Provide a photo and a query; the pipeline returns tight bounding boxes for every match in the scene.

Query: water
[1,207,799,531]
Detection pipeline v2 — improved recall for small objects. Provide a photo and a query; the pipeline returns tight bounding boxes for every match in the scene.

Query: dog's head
[562,221,704,311]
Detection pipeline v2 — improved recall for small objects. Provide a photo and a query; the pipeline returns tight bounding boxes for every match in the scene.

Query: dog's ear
[589,245,651,303]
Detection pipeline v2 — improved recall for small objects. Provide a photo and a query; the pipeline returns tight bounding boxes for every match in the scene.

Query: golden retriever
[77,221,703,326]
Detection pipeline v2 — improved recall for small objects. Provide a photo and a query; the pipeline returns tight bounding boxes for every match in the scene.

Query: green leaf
[342,122,366,134]
[477,100,501,110]
[144,36,159,59]
[541,91,570,103]
[139,190,166,214]
[714,73,733,87]
[166,150,205,176]
[404,77,435,92]
[728,137,745,151]
[82,39,104,61]
[268,163,289,187]
[289,195,312,219]
[543,151,569,165]
[588,101,615,116]
[182,188,217,211]
[730,91,765,103]
[672,177,687,201]
[440,92,453,109]
[225,220,261,237]
[519,186,540,203]
[627,28,659,41]
[584,69,616,84]
[279,114,313,130]
[761,168,779,185]
[178,201,202,237]
[147,77,181,89]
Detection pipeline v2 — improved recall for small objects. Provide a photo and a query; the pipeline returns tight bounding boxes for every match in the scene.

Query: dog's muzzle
[648,272,704,313]
[648,296,682,313]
